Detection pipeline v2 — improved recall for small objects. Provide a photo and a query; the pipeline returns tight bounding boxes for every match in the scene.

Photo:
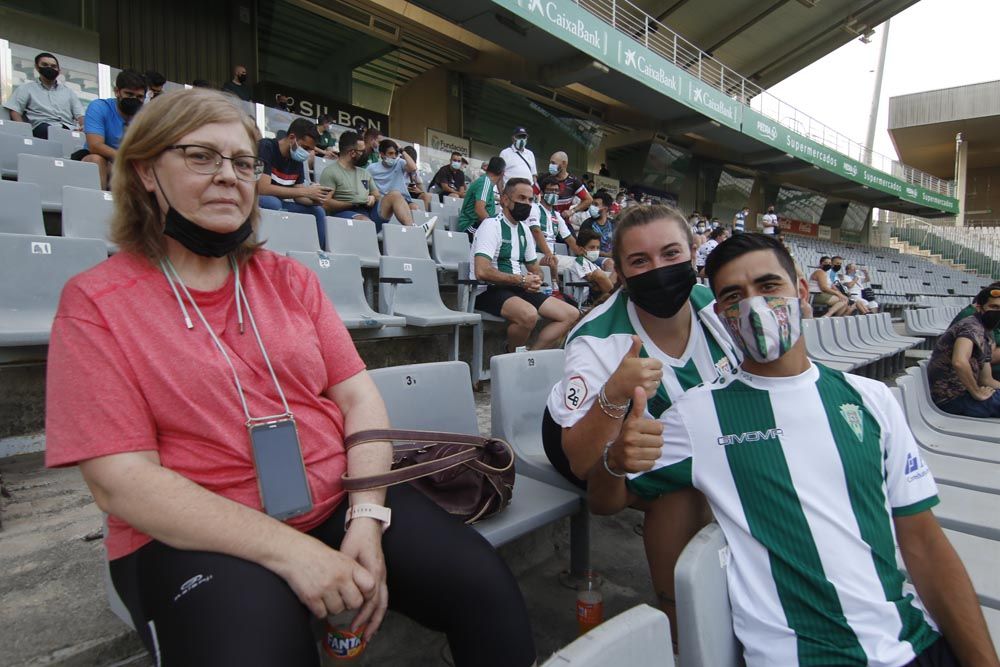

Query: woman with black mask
[542,204,739,637]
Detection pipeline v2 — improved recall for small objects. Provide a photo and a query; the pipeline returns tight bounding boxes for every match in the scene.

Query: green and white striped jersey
[628,363,940,667]
[546,285,740,427]
[470,213,538,295]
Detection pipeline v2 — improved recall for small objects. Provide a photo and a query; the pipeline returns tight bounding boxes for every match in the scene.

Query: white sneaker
[421,216,438,239]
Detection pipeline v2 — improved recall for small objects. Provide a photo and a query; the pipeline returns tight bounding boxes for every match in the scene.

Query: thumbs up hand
[605,335,663,406]
[605,387,665,474]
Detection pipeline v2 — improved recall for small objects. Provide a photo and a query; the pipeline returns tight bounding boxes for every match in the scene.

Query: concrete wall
[966,165,1000,223]
[0,7,100,61]
[388,67,450,144]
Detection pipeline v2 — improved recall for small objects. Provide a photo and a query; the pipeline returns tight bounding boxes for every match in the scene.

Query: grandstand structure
[2,2,1000,665]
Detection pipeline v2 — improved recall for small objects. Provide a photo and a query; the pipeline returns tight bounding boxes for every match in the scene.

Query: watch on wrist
[344,503,392,532]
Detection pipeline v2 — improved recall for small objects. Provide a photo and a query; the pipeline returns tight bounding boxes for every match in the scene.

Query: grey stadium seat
[368,360,580,547]
[942,529,1000,609]
[382,222,430,259]
[286,251,404,330]
[430,228,470,271]
[257,209,322,253]
[0,180,45,235]
[0,133,63,178]
[896,377,1000,461]
[16,154,100,212]
[62,186,115,251]
[540,605,674,667]
[903,364,1000,440]
[935,484,1000,541]
[0,118,32,137]
[801,320,856,372]
[0,233,107,347]
[378,257,479,327]
[46,127,86,157]
[326,217,380,268]
[674,523,742,667]
[313,155,334,182]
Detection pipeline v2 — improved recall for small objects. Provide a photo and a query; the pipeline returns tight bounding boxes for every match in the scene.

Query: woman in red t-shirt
[44,88,535,667]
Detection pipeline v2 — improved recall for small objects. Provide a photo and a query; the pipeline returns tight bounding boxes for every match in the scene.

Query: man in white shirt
[499,126,538,188]
[4,52,84,139]
[761,205,778,235]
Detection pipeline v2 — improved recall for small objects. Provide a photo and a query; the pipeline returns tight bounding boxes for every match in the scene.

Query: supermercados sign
[501,0,741,130]
[743,109,959,214]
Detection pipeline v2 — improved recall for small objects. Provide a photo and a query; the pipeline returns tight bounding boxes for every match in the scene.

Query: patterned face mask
[722,296,802,363]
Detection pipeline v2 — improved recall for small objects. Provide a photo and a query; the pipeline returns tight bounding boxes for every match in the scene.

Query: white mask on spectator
[586,250,600,262]
[451,160,462,170]
[382,156,397,168]
[589,205,601,218]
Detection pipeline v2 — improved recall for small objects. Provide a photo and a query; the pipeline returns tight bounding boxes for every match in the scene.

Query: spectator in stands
[44,87,536,667]
[569,228,615,306]
[950,281,1000,380]
[367,138,426,216]
[808,256,850,317]
[471,178,580,351]
[528,175,581,275]
[144,70,166,100]
[458,156,504,239]
[221,64,252,102]
[547,151,592,224]
[842,263,878,313]
[3,51,84,139]
[191,79,213,88]
[732,206,749,234]
[314,115,337,157]
[544,204,739,636]
[927,286,1000,418]
[432,151,467,200]
[361,128,381,167]
[760,204,778,235]
[72,69,148,190]
[695,226,726,276]
[589,232,998,667]
[320,131,433,237]
[599,163,610,177]
[578,191,615,270]
[401,145,432,211]
[257,117,330,250]
[499,126,537,187]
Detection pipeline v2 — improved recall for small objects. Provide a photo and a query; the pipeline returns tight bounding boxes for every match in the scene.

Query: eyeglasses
[166,144,264,182]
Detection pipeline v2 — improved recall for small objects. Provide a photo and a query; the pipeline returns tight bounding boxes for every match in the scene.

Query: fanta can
[576,571,604,635]
[322,612,366,662]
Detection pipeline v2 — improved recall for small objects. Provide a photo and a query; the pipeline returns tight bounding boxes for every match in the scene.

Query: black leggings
[541,406,586,490]
[110,483,535,667]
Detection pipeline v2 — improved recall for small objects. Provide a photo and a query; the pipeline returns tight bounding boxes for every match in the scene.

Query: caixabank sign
[493,0,959,215]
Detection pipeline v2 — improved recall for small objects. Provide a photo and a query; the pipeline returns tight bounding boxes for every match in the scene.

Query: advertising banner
[255,82,389,134]
[426,129,471,157]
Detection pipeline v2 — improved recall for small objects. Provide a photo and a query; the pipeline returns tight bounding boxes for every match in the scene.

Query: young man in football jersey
[590,233,998,667]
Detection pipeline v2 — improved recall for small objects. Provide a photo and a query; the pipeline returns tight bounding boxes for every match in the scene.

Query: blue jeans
[258,196,327,250]
[937,390,1000,418]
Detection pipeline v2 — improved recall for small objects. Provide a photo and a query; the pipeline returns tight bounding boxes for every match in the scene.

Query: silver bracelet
[602,442,628,478]
[598,384,629,419]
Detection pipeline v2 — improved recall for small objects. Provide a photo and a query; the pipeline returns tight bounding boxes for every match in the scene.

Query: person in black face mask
[927,286,1000,418]
[71,69,147,189]
[4,51,85,138]
[540,204,740,637]
[221,64,252,102]
[470,177,581,352]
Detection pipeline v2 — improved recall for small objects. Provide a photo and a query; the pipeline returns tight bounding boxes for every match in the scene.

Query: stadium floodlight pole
[863,19,890,166]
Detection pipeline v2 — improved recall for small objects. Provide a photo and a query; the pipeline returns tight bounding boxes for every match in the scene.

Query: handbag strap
[344,428,487,451]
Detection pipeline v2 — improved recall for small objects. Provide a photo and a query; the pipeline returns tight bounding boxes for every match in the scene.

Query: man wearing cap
[500,127,538,187]
[459,156,505,240]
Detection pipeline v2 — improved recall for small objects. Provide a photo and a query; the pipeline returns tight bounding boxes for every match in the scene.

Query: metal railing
[575,0,955,197]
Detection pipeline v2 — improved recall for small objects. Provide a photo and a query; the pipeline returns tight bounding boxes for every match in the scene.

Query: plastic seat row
[0,181,114,250]
[1,152,100,212]
[802,313,917,377]
[903,305,962,337]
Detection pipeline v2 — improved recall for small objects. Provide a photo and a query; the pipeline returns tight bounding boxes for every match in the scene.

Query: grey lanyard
[160,256,292,426]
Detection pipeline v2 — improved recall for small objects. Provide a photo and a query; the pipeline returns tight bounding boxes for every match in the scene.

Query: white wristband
[344,503,392,532]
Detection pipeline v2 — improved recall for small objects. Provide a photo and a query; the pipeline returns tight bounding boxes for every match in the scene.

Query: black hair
[402,145,417,160]
[503,177,532,196]
[363,127,380,142]
[708,227,727,240]
[819,255,831,263]
[593,191,613,207]
[539,175,559,190]
[34,52,58,67]
[144,70,166,87]
[115,69,147,91]
[486,156,506,175]
[317,114,332,125]
[450,151,463,160]
[191,79,212,88]
[338,130,360,153]
[831,255,844,262]
[288,117,320,143]
[975,286,1000,306]
[378,138,399,155]
[577,228,602,248]
[704,233,798,293]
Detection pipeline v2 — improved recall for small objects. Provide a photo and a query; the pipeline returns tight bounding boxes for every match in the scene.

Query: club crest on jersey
[840,404,864,441]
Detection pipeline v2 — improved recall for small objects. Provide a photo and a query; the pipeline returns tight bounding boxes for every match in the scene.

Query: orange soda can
[323,614,366,662]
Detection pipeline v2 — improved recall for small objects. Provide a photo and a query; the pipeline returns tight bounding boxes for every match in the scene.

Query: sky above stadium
[767,0,998,164]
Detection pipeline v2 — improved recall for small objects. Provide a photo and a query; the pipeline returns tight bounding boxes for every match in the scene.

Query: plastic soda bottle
[322,611,366,663]
[576,571,604,635]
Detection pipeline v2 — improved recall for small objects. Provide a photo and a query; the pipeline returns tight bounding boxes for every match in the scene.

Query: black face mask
[508,201,532,222]
[237,73,248,84]
[155,170,253,257]
[832,263,842,271]
[38,66,59,81]
[353,153,368,167]
[978,310,1000,331]
[625,262,697,319]
[118,97,143,116]
[821,263,832,271]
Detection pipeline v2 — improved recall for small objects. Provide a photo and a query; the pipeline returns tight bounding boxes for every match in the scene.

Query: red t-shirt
[45,250,366,560]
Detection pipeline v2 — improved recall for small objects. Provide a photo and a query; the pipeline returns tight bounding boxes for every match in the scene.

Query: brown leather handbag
[341,429,516,524]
